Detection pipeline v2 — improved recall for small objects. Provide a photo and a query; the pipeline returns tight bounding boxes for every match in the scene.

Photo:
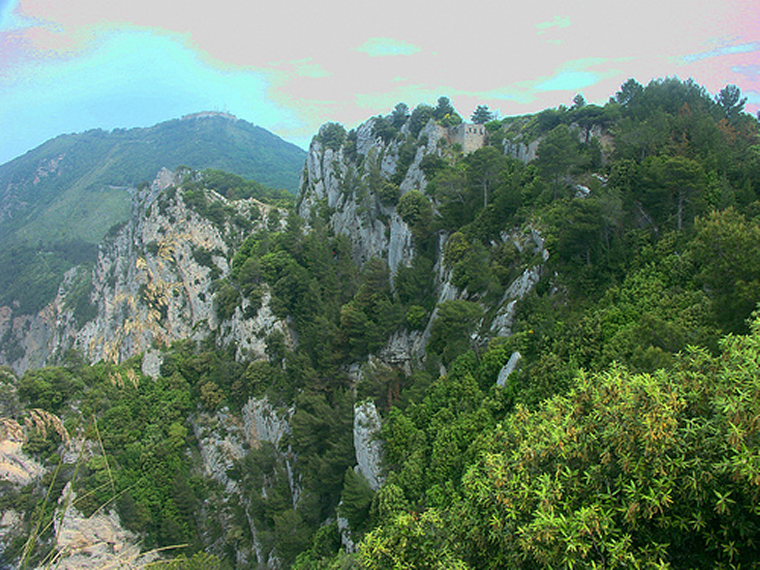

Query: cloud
[535,71,599,92]
[0,0,31,31]
[522,58,624,96]
[536,16,571,33]
[683,42,760,62]
[356,37,421,57]
[2,0,760,160]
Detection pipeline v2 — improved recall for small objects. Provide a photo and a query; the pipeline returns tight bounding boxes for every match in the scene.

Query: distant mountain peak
[181,111,239,121]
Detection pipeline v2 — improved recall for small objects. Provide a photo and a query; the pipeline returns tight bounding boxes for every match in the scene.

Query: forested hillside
[1,77,759,568]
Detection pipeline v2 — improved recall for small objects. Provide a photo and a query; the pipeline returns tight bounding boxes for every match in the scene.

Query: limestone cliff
[297,116,550,372]
[0,168,290,373]
[297,118,449,274]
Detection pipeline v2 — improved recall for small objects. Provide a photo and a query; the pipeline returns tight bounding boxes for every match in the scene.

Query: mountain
[1,78,760,568]
[0,112,305,247]
[0,113,305,315]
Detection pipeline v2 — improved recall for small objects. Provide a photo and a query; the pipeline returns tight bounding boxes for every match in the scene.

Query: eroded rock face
[0,439,44,486]
[497,351,523,387]
[243,397,291,449]
[192,409,248,494]
[141,349,163,379]
[75,170,253,365]
[490,229,549,338]
[504,139,540,163]
[0,169,291,373]
[190,397,297,568]
[353,401,384,491]
[297,119,448,275]
[217,290,293,363]
[242,397,300,508]
[51,483,157,570]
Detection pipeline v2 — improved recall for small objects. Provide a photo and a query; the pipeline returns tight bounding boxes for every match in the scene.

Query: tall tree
[715,84,747,119]
[571,93,586,109]
[471,105,494,124]
[390,103,410,128]
[614,78,643,107]
[434,96,456,120]
[536,125,581,193]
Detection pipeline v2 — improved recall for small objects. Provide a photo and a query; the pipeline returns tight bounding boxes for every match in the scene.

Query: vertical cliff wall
[0,168,290,373]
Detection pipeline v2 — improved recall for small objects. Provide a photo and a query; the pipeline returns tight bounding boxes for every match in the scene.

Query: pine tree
[470,105,493,124]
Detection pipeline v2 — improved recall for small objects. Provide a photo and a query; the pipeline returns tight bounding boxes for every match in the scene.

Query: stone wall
[448,123,487,153]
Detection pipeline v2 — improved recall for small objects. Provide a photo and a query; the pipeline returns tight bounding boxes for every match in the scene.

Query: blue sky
[1,0,759,163]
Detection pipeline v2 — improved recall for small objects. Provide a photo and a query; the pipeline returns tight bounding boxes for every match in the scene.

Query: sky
[1,0,759,164]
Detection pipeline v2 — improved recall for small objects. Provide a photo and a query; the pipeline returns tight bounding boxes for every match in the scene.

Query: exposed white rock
[190,402,292,567]
[353,401,384,491]
[501,265,542,307]
[504,139,540,163]
[0,168,271,373]
[0,509,21,562]
[489,228,549,338]
[379,330,423,372]
[574,184,591,198]
[191,409,246,494]
[51,483,157,569]
[242,396,300,507]
[141,349,163,379]
[61,437,95,464]
[387,214,414,276]
[217,290,292,362]
[337,513,357,553]
[0,428,45,486]
[490,300,519,339]
[496,351,522,387]
[355,119,379,157]
[242,397,292,449]
[490,264,542,338]
[298,117,443,276]
[398,121,447,194]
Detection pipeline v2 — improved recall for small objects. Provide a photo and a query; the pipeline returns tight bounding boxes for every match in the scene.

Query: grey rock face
[497,351,522,387]
[51,483,157,569]
[217,290,293,363]
[504,138,540,163]
[242,396,300,507]
[491,229,548,338]
[0,169,288,373]
[243,396,292,449]
[298,119,448,275]
[141,349,163,379]
[353,401,384,491]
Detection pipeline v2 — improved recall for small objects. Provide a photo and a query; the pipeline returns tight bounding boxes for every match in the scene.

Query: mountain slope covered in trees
[0,113,304,244]
[1,78,760,568]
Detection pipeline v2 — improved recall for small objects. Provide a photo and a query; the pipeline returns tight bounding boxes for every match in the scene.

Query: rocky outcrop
[490,228,549,338]
[298,118,446,274]
[75,169,259,365]
[0,169,290,373]
[192,409,248,494]
[242,396,300,506]
[353,401,384,491]
[217,290,293,363]
[0,435,44,486]
[243,397,292,449]
[190,397,297,568]
[51,483,158,570]
[504,138,540,163]
[191,406,260,566]
[497,351,522,387]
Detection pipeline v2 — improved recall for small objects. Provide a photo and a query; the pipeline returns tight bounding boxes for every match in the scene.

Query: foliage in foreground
[359,315,760,568]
